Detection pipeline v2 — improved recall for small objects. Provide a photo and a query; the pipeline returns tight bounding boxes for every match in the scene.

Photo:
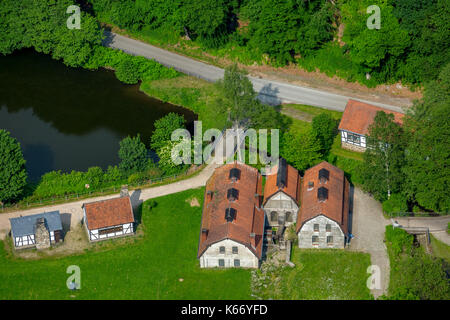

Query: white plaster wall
[298,215,345,249]
[264,191,298,228]
[199,239,259,268]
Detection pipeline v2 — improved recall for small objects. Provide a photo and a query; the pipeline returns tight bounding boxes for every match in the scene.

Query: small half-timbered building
[338,100,404,152]
[263,158,301,239]
[296,161,350,249]
[198,162,265,268]
[9,211,63,249]
[82,196,134,242]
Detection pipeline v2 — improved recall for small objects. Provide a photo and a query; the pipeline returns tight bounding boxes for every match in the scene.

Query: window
[326,224,331,232]
[312,236,319,244]
[218,259,225,267]
[234,259,240,267]
[98,225,123,236]
[270,211,278,222]
[314,224,319,232]
[327,236,333,244]
[286,212,292,222]
[347,132,361,145]
[219,246,225,254]
[232,246,238,254]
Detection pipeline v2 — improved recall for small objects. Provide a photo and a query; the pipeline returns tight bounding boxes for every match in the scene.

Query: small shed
[82,196,135,242]
[9,211,63,249]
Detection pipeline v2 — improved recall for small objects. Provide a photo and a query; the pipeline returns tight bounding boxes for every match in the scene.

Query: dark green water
[0,50,195,181]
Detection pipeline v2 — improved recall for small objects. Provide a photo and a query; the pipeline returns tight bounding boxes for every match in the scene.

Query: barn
[9,211,63,249]
[296,161,350,249]
[263,158,301,241]
[338,99,404,152]
[82,196,135,242]
[198,162,265,268]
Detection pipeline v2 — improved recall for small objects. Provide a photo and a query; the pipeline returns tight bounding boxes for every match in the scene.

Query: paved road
[349,187,390,299]
[394,216,450,245]
[103,32,405,114]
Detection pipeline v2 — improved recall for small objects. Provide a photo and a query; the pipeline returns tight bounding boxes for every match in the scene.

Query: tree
[115,57,141,84]
[150,113,186,151]
[281,129,322,172]
[403,63,450,213]
[362,111,406,202]
[311,113,338,154]
[0,130,28,203]
[118,134,148,174]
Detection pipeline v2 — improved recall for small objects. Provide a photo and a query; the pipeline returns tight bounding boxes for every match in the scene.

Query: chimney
[35,217,50,250]
[250,232,256,249]
[120,185,129,198]
[201,228,208,242]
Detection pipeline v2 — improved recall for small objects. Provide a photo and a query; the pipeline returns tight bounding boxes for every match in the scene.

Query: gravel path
[0,131,241,239]
[394,216,450,245]
[348,187,390,299]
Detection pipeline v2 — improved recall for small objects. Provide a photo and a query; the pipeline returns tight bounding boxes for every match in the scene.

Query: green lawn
[0,188,252,299]
[430,234,450,263]
[253,249,373,300]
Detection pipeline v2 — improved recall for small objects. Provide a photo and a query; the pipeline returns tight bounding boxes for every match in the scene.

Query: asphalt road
[103,32,405,113]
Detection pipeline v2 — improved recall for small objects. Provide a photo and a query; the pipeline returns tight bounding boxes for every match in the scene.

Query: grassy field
[253,249,373,300]
[0,188,252,299]
[430,234,450,262]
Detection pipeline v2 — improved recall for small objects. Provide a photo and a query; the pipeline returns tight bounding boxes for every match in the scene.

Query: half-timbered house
[338,100,404,152]
[9,211,63,249]
[82,196,134,242]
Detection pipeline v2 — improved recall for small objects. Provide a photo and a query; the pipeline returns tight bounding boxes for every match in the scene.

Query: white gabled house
[198,162,265,268]
[82,196,135,242]
[296,161,350,249]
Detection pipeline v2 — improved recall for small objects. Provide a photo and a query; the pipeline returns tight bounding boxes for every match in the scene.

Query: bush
[385,225,413,257]
[115,58,141,84]
[382,193,408,216]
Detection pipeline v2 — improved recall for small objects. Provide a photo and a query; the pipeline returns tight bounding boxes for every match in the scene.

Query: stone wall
[341,141,366,153]
[35,218,51,250]
[297,215,345,249]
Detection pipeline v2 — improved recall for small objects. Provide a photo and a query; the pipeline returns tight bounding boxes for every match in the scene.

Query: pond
[0,50,196,182]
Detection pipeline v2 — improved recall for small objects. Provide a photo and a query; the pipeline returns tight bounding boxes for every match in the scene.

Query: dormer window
[227,188,239,201]
[318,187,328,202]
[229,168,241,182]
[319,168,329,184]
[225,208,237,222]
[307,181,314,190]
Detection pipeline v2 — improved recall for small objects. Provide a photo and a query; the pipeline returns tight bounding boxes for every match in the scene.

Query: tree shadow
[257,83,281,106]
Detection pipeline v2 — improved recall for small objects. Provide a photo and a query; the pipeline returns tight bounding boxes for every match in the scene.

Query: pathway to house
[348,187,390,299]
[0,130,243,239]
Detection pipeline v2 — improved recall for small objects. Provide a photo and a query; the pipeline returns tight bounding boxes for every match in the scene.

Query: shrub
[385,226,413,257]
[382,193,408,216]
[115,58,141,84]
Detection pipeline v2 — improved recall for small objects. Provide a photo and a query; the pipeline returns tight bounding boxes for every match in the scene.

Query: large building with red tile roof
[198,162,265,268]
[82,195,135,241]
[263,158,301,236]
[338,99,404,152]
[296,161,350,249]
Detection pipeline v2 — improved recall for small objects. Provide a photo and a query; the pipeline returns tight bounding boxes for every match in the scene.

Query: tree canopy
[0,130,28,204]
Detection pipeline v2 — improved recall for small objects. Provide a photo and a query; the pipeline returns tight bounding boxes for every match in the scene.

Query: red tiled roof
[296,161,349,234]
[338,100,404,136]
[263,162,301,205]
[198,162,265,259]
[83,196,134,230]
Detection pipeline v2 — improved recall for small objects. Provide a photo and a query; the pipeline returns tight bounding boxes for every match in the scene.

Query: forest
[85,0,450,87]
